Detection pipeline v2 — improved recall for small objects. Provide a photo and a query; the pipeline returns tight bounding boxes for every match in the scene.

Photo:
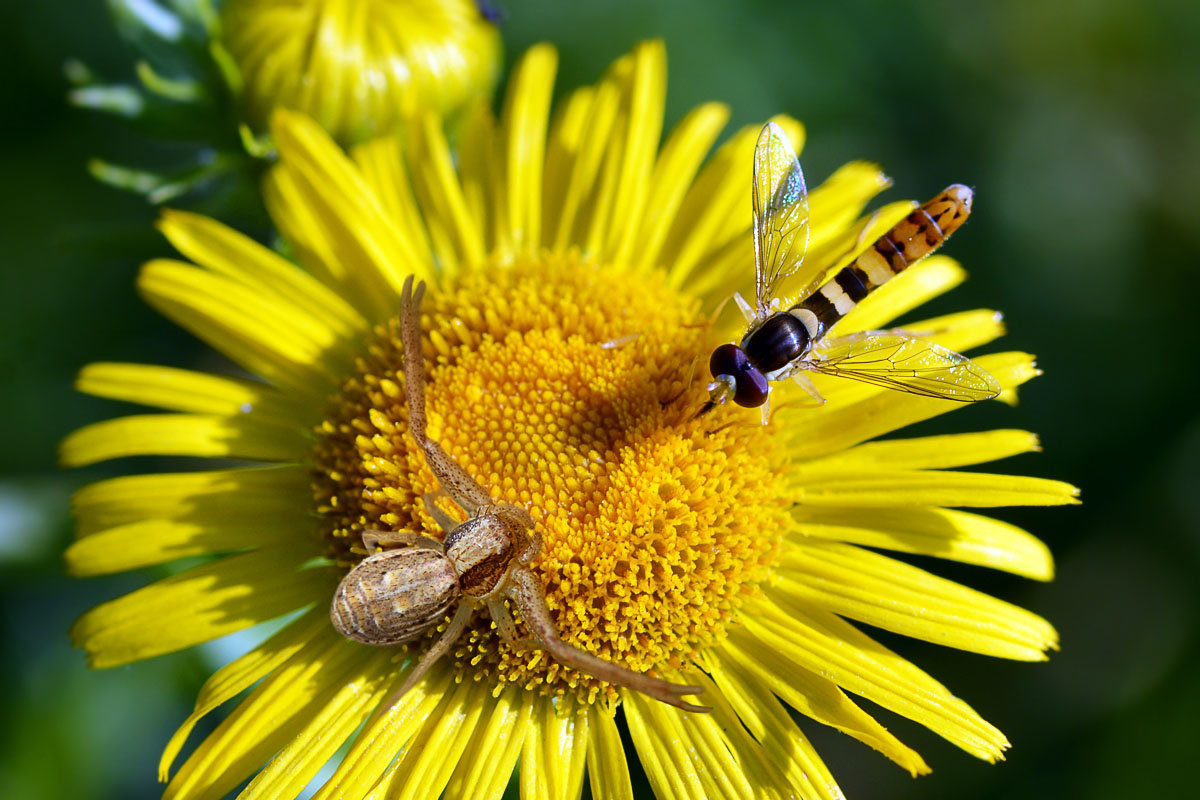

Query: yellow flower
[222,0,503,144]
[64,41,1078,800]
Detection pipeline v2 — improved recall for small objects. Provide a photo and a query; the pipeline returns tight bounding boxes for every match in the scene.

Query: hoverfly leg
[759,388,773,427]
[682,292,737,330]
[733,291,755,324]
[791,373,826,406]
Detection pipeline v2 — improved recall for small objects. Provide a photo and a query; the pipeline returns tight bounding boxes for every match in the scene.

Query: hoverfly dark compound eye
[709,344,770,408]
[709,343,748,380]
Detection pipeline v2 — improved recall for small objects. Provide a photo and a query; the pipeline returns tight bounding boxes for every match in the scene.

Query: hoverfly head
[707,343,769,409]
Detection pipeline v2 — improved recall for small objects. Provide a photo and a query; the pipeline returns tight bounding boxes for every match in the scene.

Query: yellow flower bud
[222,0,502,144]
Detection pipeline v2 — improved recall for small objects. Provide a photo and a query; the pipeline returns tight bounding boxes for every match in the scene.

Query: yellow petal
[444,686,532,800]
[65,511,310,576]
[634,667,800,800]
[546,82,621,253]
[263,164,348,291]
[801,429,1041,471]
[457,101,501,254]
[500,43,557,255]
[138,259,341,396]
[622,689,706,800]
[585,706,634,800]
[596,40,667,265]
[775,540,1059,660]
[72,546,329,668]
[836,254,966,333]
[807,162,894,251]
[791,505,1055,580]
[380,678,492,800]
[521,693,589,800]
[349,136,433,275]
[660,123,758,288]
[159,607,328,781]
[72,466,309,536]
[773,161,895,303]
[163,628,365,800]
[60,413,307,467]
[270,109,417,312]
[780,351,1041,460]
[239,649,396,800]
[408,110,486,273]
[683,668,797,800]
[627,681,765,800]
[874,307,1007,353]
[141,259,350,363]
[788,468,1080,508]
[769,200,915,308]
[743,596,1009,761]
[663,117,802,292]
[76,362,308,420]
[308,667,454,800]
[699,650,843,800]
[632,101,730,271]
[156,209,366,338]
[542,86,595,250]
[718,635,930,776]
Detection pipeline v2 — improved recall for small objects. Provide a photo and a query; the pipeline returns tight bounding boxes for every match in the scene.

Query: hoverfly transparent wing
[753,121,811,320]
[807,332,1001,402]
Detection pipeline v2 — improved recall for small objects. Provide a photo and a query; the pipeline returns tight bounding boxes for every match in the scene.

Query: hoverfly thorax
[741,313,812,375]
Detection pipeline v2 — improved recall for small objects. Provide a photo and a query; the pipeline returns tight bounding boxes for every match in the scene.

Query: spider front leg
[503,567,710,713]
[362,530,445,553]
[400,275,495,516]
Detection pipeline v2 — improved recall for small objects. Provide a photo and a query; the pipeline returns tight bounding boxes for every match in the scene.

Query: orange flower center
[313,255,791,703]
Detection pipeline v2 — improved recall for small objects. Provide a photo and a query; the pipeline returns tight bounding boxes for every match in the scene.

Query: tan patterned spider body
[330,277,708,713]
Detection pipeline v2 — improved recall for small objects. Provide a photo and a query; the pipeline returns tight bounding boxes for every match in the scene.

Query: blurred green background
[2,0,1198,798]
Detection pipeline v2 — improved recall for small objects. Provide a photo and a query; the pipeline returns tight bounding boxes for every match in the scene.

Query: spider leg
[487,599,536,652]
[504,567,710,713]
[362,530,444,553]
[367,603,474,726]
[400,275,495,515]
[423,492,463,535]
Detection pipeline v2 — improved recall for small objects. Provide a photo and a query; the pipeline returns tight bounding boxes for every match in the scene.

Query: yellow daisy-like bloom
[65,41,1078,800]
[222,0,502,144]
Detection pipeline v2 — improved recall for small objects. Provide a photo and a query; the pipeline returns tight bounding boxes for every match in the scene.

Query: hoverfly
[700,122,1000,423]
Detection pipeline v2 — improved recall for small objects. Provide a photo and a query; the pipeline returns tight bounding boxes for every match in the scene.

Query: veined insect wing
[752,121,811,320]
[808,332,1001,402]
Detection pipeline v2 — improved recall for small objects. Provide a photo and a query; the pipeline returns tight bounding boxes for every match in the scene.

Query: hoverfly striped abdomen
[880,185,973,272]
[795,184,974,339]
